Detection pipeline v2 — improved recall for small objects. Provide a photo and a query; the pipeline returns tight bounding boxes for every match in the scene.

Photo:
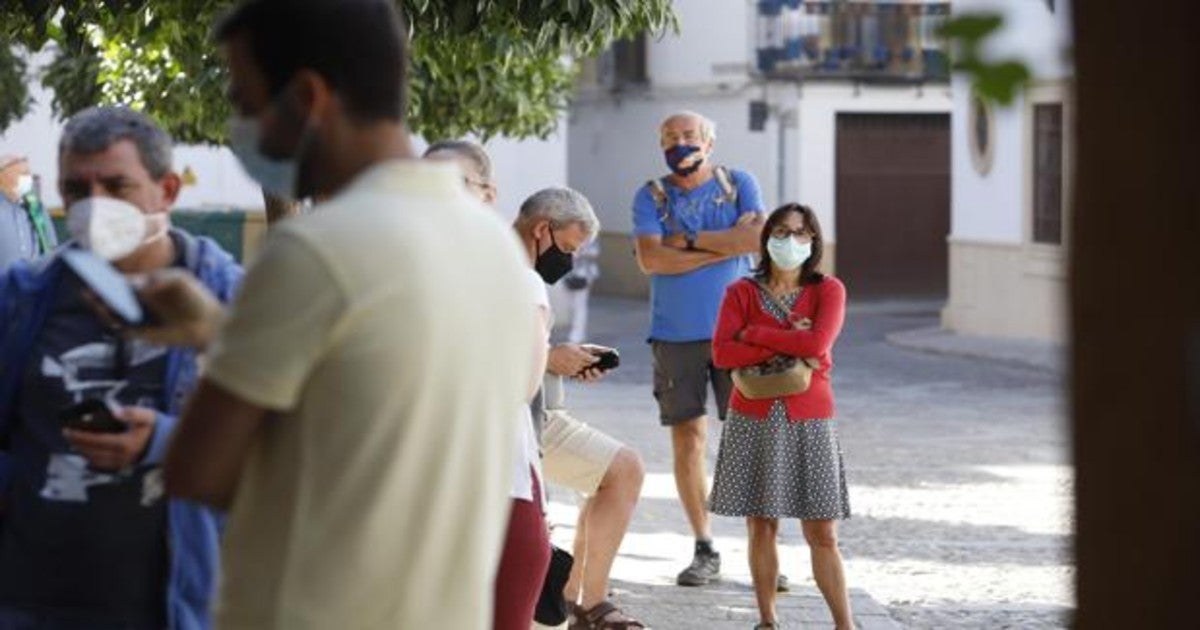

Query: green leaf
[973,61,1033,105]
[936,14,1003,44]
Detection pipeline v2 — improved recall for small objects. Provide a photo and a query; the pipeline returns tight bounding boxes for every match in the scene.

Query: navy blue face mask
[664,144,704,177]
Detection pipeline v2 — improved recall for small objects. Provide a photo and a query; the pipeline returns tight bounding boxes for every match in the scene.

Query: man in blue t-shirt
[632,110,766,587]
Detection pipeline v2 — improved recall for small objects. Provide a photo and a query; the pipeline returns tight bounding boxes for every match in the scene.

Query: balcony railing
[755,0,951,83]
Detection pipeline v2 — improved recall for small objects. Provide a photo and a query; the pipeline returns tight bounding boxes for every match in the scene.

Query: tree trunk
[1072,2,1200,626]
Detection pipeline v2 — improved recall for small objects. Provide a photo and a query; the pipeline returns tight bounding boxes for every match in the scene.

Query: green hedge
[53,209,249,263]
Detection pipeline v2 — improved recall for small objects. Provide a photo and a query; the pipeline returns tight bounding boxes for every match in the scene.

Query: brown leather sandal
[570,600,647,629]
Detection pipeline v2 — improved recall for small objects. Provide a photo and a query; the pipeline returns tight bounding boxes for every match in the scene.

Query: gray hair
[423,139,493,182]
[661,110,717,142]
[59,106,173,179]
[518,187,600,238]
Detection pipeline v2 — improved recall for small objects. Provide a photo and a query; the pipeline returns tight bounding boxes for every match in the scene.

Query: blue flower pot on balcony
[757,48,780,73]
[757,0,783,16]
[873,45,890,65]
[784,38,803,61]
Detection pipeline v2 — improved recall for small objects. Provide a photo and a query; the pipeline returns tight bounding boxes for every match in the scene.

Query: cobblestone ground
[541,294,1072,629]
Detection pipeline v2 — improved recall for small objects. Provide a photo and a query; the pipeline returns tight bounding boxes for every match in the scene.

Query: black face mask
[535,228,574,285]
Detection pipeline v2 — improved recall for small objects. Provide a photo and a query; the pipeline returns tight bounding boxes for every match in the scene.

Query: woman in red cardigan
[709,203,853,630]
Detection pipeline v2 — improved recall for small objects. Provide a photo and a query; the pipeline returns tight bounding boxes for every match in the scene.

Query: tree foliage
[0,0,676,143]
[0,44,31,132]
[937,13,1032,106]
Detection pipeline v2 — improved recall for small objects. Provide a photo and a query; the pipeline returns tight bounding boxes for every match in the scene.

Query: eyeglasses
[463,176,493,191]
[769,227,813,241]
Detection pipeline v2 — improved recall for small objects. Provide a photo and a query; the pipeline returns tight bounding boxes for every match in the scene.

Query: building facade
[570,0,955,301]
[942,0,1072,340]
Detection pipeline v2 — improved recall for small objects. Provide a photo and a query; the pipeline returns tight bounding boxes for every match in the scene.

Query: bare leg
[670,417,712,540]
[563,500,590,606]
[563,448,645,609]
[803,519,854,629]
[747,517,780,625]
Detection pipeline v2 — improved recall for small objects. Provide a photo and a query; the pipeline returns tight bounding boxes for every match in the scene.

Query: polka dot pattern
[709,405,851,520]
[708,285,851,521]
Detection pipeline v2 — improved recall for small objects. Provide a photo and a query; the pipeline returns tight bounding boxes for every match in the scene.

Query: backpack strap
[714,166,738,206]
[645,178,683,233]
[646,178,668,210]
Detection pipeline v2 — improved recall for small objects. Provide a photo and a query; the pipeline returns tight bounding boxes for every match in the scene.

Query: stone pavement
[539,291,1072,629]
[884,327,1063,373]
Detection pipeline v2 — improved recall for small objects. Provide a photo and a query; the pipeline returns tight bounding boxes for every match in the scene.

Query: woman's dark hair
[753,203,826,285]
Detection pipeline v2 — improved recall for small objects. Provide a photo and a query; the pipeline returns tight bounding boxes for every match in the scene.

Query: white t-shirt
[511,268,550,502]
[204,160,537,630]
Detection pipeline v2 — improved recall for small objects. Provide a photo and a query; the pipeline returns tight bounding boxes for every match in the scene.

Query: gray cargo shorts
[650,339,733,426]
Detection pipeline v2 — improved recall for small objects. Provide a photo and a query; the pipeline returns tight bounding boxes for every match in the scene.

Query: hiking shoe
[676,549,720,586]
[776,573,790,592]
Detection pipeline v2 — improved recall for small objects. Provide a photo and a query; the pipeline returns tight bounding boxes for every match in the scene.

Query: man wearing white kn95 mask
[0,106,244,630]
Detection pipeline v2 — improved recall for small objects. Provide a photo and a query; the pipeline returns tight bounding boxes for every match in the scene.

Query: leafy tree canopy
[0,0,676,143]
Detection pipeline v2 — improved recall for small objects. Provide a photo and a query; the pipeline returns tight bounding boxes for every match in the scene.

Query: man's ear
[292,69,333,124]
[159,172,183,208]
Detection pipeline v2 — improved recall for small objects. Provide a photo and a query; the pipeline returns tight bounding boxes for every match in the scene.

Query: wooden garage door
[835,113,950,298]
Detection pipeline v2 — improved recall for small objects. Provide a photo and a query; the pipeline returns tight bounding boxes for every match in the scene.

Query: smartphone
[60,249,148,326]
[59,399,127,433]
[578,348,620,376]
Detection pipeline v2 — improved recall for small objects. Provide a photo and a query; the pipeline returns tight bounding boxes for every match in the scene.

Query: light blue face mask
[767,236,812,271]
[227,106,315,202]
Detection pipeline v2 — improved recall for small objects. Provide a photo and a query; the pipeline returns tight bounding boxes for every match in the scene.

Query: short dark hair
[423,140,493,182]
[753,203,826,286]
[214,0,409,123]
[59,106,173,179]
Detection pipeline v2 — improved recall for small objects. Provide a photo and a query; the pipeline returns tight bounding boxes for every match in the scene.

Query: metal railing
[755,0,951,83]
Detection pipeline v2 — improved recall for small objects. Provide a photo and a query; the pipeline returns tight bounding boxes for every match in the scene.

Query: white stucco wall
[647,0,753,86]
[569,1,808,234]
[569,92,782,236]
[469,131,568,223]
[950,0,1072,244]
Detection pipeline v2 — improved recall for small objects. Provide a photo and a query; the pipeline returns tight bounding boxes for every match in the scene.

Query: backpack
[645,166,739,232]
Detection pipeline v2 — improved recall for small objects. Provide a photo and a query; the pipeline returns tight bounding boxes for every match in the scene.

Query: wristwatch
[685,231,697,251]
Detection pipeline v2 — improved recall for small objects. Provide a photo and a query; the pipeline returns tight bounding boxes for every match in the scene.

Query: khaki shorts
[541,409,624,495]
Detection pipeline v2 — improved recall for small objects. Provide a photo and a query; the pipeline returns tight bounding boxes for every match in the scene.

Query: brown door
[835,113,950,298]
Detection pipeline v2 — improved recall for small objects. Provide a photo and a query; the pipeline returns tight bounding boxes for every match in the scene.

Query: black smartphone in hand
[59,399,127,434]
[577,348,620,376]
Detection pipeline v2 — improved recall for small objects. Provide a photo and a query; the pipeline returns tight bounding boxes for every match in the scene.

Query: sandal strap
[580,600,647,629]
[582,601,619,624]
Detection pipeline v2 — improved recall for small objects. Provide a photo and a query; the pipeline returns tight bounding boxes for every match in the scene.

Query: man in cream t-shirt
[130,2,540,628]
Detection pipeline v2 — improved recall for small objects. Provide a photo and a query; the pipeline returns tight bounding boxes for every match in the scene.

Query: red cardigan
[712,275,846,421]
